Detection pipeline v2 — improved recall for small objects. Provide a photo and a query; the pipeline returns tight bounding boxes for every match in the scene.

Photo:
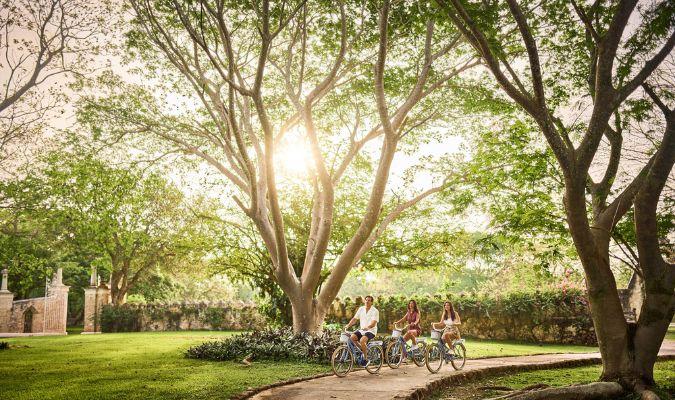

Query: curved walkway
[249,340,675,400]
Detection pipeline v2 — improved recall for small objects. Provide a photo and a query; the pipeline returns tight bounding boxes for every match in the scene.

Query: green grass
[0,331,328,400]
[434,361,675,400]
[454,337,596,358]
[666,325,675,341]
[0,331,598,399]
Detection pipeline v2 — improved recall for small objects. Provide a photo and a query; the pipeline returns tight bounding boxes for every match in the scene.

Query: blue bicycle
[425,327,466,373]
[331,329,384,377]
[385,323,427,368]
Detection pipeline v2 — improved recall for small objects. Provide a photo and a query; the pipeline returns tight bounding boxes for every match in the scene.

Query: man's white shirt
[354,305,379,335]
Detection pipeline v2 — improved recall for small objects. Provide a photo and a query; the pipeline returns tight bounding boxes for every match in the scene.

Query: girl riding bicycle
[431,301,461,349]
[393,300,421,360]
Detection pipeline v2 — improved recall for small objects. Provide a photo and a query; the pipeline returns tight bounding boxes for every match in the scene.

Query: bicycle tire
[385,341,403,369]
[331,345,353,377]
[412,342,426,367]
[450,342,466,370]
[425,343,443,373]
[365,345,383,374]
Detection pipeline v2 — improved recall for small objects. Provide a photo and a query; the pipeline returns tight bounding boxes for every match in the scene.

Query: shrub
[0,341,8,350]
[186,327,343,363]
[100,305,142,332]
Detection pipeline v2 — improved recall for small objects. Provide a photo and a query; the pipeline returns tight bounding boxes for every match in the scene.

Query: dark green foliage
[0,342,9,350]
[185,327,342,363]
[100,305,142,332]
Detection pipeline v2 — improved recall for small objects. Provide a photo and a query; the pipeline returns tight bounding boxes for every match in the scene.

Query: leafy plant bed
[431,360,675,400]
[186,327,344,363]
[0,341,8,350]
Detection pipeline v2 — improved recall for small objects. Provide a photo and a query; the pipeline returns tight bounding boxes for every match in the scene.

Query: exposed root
[478,386,515,391]
[485,382,624,400]
[638,388,661,400]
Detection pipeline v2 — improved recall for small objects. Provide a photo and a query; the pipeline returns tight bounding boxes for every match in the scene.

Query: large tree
[0,0,111,166]
[81,0,480,332]
[438,0,674,397]
[3,153,211,304]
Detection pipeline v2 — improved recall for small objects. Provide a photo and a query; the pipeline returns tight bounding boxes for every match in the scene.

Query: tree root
[478,386,516,391]
[637,388,661,400]
[485,382,624,400]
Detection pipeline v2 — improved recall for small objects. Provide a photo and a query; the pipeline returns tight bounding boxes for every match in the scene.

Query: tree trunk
[563,181,633,383]
[630,105,675,388]
[109,270,128,305]
[290,295,326,334]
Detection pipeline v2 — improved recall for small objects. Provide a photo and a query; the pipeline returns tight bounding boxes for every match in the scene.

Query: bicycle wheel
[331,345,353,377]
[386,341,403,369]
[412,342,426,367]
[450,342,466,370]
[425,343,443,373]
[365,345,383,374]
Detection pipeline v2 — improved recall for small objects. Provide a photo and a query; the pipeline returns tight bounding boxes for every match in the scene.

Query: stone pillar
[0,269,14,332]
[83,281,111,334]
[1,268,7,291]
[44,268,69,334]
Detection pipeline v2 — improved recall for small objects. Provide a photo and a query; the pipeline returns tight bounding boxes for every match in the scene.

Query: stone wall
[0,268,69,336]
[100,301,265,332]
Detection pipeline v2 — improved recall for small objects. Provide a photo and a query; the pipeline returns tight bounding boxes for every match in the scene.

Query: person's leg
[359,336,369,356]
[351,331,361,349]
[442,331,453,349]
[448,328,460,343]
[410,330,418,346]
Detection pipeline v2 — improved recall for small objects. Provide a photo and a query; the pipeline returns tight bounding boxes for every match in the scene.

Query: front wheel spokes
[425,343,444,373]
[450,342,467,371]
[386,341,403,369]
[412,342,426,367]
[331,345,353,377]
[366,345,383,374]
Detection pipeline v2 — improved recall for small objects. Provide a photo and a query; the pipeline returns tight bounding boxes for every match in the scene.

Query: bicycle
[424,326,466,373]
[385,323,427,368]
[331,329,384,377]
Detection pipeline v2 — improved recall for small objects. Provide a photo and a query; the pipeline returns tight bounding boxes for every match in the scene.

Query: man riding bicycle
[344,295,379,366]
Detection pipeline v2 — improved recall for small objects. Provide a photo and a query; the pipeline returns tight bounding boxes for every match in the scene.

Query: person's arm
[345,307,361,329]
[432,313,443,330]
[394,312,407,326]
[345,317,357,329]
[454,312,461,325]
[366,309,379,329]
[413,312,420,326]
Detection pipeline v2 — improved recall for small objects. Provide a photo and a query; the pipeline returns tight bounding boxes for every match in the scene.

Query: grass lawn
[0,331,598,399]
[667,325,675,341]
[433,360,675,400]
[455,337,596,359]
[0,331,328,400]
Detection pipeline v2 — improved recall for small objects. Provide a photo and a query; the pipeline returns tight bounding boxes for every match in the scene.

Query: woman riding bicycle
[393,299,421,360]
[431,301,461,349]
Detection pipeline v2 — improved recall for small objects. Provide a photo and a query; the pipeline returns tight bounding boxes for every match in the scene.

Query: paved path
[250,341,675,400]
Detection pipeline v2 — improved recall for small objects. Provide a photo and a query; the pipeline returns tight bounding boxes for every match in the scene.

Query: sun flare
[275,130,313,177]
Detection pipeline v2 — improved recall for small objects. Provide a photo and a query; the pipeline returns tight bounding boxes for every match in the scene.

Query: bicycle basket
[431,330,442,340]
[339,333,350,343]
[391,329,402,338]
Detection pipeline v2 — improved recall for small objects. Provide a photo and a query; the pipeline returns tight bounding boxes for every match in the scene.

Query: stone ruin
[0,268,70,337]
[82,266,111,334]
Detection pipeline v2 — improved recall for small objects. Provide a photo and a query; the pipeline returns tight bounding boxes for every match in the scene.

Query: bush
[186,327,343,363]
[100,304,142,332]
[0,341,8,350]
